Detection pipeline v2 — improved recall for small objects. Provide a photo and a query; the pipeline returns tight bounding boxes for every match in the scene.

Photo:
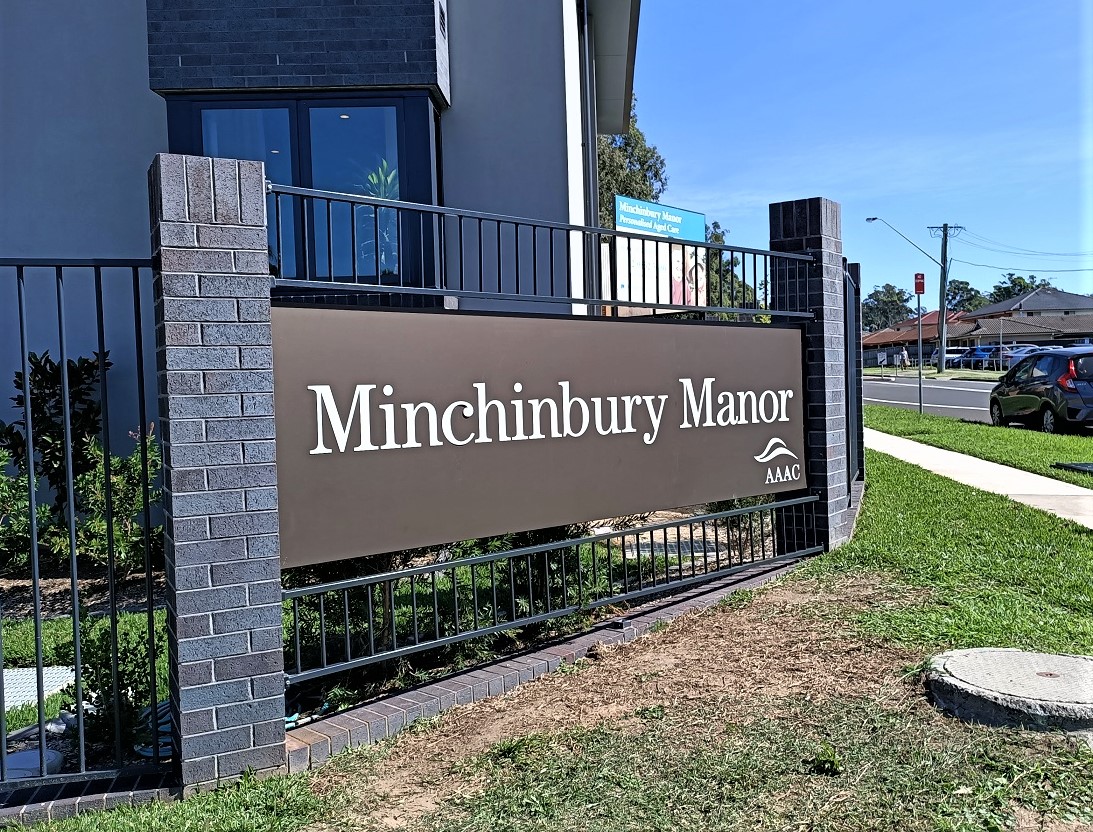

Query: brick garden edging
[283,556,806,773]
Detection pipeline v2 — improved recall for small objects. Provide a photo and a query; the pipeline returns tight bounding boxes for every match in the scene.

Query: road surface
[862,374,994,423]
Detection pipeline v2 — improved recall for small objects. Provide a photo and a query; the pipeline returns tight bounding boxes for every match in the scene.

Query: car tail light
[1058,360,1078,392]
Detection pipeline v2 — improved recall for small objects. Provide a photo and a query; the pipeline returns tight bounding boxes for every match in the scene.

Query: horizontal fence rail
[282,496,819,686]
[266,183,816,319]
[0,260,166,789]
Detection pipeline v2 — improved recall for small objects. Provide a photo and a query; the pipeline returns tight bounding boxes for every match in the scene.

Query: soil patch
[318,573,922,830]
[0,566,165,619]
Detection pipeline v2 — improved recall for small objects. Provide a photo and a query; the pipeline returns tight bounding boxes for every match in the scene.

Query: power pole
[928,223,963,375]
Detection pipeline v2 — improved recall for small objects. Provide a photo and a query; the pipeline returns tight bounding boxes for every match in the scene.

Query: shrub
[74,608,169,755]
[0,449,32,571]
[0,351,110,516]
[46,429,164,574]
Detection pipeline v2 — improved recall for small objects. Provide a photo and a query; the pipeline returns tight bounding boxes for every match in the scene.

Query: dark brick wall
[769,198,852,551]
[147,0,450,102]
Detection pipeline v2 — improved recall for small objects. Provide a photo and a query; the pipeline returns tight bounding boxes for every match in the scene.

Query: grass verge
[865,403,1093,488]
[802,449,1093,652]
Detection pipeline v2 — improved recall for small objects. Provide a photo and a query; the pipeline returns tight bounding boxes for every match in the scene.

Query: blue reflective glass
[201,108,296,277]
[308,107,399,280]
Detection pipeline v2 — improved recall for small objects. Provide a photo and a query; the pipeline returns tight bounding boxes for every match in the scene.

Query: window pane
[308,107,399,280]
[201,108,295,277]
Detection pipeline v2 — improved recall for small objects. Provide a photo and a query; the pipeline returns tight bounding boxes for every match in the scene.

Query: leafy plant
[0,449,32,571]
[357,159,400,277]
[73,607,169,757]
[47,427,164,574]
[363,158,399,201]
[0,351,110,515]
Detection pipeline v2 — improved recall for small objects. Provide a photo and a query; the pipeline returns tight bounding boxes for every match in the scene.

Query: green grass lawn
[865,403,1093,488]
[30,449,1093,831]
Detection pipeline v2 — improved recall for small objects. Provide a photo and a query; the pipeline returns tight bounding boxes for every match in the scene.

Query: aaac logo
[753,438,802,485]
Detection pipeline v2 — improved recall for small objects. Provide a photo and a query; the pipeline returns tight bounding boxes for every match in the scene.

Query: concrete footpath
[865,428,1093,530]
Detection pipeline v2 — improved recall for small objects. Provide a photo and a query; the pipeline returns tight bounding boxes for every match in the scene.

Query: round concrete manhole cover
[928,648,1093,731]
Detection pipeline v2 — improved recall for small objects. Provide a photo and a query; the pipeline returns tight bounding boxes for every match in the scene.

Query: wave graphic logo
[753,438,799,464]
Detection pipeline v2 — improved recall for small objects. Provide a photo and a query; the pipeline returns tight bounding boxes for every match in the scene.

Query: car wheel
[990,401,1005,427]
[1041,406,1063,434]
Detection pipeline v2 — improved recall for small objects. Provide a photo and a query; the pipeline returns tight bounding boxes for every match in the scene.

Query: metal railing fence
[0,260,166,788]
[283,496,819,686]
[266,184,816,318]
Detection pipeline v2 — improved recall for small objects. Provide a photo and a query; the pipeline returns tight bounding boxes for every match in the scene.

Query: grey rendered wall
[441,0,578,223]
[0,0,167,259]
[0,0,168,452]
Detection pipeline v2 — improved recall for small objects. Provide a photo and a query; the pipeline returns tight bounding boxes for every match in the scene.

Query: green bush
[46,432,164,574]
[0,449,31,571]
[0,351,109,516]
[0,350,164,574]
[76,608,169,752]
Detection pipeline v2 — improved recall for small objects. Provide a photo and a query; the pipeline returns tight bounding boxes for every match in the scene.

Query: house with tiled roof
[969,287,1093,320]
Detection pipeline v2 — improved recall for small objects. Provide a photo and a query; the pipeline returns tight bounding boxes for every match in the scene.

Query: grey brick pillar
[149,153,286,787]
[769,198,851,550]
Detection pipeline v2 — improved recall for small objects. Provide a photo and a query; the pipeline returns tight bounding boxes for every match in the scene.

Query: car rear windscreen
[1075,355,1093,380]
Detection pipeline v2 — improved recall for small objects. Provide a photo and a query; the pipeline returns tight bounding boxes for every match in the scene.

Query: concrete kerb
[282,557,807,775]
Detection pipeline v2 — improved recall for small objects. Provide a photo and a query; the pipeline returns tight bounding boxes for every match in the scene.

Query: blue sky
[631,0,1093,303]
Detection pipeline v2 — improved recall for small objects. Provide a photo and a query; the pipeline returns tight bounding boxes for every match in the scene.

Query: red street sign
[914,272,925,295]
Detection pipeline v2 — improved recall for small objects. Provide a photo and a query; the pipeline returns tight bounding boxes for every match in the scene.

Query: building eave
[588,0,640,135]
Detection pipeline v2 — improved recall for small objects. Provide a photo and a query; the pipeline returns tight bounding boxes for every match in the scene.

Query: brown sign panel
[272,307,806,568]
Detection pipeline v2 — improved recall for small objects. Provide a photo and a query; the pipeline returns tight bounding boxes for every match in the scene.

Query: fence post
[149,153,286,788]
[769,198,852,550]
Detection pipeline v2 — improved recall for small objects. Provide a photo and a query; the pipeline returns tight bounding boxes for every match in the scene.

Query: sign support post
[915,272,924,413]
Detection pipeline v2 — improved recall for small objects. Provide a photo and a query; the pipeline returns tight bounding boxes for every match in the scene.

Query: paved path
[865,427,1093,529]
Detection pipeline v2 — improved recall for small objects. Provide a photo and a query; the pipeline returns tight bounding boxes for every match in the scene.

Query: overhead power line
[952,237,1093,259]
[958,229,1093,258]
[950,257,1093,274]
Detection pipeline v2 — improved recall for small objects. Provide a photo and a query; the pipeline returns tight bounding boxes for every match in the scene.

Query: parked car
[979,344,1039,371]
[990,347,1093,433]
[1004,345,1047,368]
[959,346,995,369]
[929,347,968,368]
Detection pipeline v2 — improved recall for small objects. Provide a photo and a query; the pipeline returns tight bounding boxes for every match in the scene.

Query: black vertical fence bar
[56,266,87,772]
[274,195,283,278]
[342,590,351,662]
[411,574,420,645]
[131,267,160,765]
[366,589,376,655]
[508,558,516,622]
[373,208,380,280]
[457,217,465,292]
[292,599,302,675]
[94,266,124,767]
[16,267,49,778]
[431,572,440,640]
[318,594,328,668]
[490,561,498,626]
[350,204,358,283]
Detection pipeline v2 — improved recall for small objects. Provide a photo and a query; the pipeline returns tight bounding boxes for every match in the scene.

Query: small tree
[945,279,987,313]
[988,273,1050,304]
[597,96,668,229]
[862,284,914,332]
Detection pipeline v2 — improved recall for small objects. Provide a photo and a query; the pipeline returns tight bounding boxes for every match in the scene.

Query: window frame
[166,91,441,284]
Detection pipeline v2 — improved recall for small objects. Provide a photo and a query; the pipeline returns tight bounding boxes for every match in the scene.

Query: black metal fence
[0,260,166,788]
[267,183,815,317]
[267,185,822,689]
[283,496,820,685]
